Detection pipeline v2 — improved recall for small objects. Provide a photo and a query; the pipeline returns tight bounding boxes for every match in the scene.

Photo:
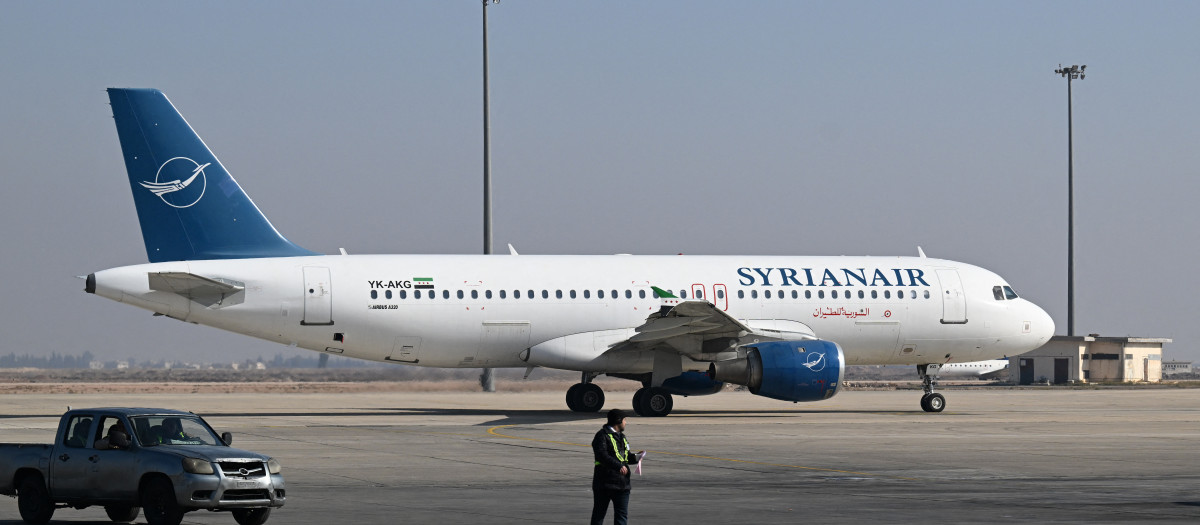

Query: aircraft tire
[105,505,141,522]
[921,393,946,413]
[638,387,673,417]
[577,383,605,412]
[565,383,583,411]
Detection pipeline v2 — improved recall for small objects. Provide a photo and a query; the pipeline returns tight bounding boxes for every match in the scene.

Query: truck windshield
[129,415,222,446]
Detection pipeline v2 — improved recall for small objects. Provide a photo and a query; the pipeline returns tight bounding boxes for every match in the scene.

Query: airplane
[938,359,1009,380]
[86,88,1055,416]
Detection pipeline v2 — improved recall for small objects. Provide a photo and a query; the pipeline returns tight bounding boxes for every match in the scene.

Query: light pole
[1055,64,1085,337]
[480,0,498,392]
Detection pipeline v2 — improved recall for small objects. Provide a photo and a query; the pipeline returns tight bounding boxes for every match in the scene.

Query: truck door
[49,414,94,500]
[86,416,141,502]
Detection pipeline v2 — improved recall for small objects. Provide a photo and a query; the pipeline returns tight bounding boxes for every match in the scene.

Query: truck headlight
[267,458,282,474]
[182,457,214,474]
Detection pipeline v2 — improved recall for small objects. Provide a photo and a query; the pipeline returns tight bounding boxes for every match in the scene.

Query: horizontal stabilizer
[147,272,244,308]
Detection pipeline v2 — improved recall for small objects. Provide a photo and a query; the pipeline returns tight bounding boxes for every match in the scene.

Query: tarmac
[1,388,1199,524]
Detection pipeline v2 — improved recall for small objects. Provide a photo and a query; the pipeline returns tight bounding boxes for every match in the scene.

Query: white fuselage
[90,254,1054,373]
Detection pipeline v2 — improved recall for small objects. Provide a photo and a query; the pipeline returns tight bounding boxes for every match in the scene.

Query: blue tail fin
[107,88,318,262]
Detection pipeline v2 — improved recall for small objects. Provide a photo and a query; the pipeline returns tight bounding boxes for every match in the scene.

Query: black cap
[607,408,627,425]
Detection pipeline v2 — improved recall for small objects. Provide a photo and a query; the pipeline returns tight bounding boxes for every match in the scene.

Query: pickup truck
[0,407,285,525]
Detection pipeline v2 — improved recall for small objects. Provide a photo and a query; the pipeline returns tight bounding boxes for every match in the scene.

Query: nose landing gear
[917,363,946,413]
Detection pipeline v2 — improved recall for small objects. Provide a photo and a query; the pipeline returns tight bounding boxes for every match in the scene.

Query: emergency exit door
[302,266,333,325]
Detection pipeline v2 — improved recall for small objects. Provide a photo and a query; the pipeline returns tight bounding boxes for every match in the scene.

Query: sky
[1,1,1197,364]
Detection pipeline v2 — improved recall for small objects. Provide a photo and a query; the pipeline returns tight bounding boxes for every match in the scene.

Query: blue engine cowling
[708,340,844,402]
[658,371,724,396]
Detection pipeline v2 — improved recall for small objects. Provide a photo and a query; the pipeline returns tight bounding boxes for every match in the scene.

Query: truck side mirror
[111,430,131,449]
[221,432,233,446]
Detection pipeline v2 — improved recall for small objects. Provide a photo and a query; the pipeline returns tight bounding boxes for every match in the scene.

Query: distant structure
[1014,335,1171,384]
[1162,361,1193,377]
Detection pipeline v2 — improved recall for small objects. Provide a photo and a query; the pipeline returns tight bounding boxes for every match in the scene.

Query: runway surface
[1,388,1198,524]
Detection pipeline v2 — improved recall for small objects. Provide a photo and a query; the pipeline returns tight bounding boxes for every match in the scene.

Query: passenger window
[528,290,535,299]
[858,290,865,299]
[884,290,891,299]
[570,290,577,299]
[386,290,393,299]
[791,290,798,299]
[751,290,758,299]
[832,290,838,299]
[871,290,878,299]
[805,290,812,299]
[818,290,824,299]
[1004,286,1019,300]
[625,290,632,299]
[443,290,450,299]
[611,290,618,299]
[64,415,93,449]
[471,290,478,299]
[910,290,916,299]
[718,290,725,299]
[515,290,521,299]
[542,290,549,299]
[370,290,378,299]
[598,290,605,299]
[457,290,464,299]
[556,290,563,299]
[993,286,1004,301]
[680,290,687,299]
[584,290,591,299]
[737,290,744,299]
[765,290,772,299]
[400,290,407,299]
[499,290,506,299]
[415,290,422,299]
[924,290,930,299]
[696,290,703,299]
[638,290,646,299]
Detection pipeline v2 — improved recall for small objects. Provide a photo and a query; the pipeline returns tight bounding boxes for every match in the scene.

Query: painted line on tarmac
[487,424,918,481]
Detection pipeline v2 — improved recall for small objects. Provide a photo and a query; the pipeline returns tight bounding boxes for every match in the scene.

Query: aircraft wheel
[921,393,946,413]
[565,383,583,412]
[577,383,605,412]
[632,388,648,417]
[638,387,673,417]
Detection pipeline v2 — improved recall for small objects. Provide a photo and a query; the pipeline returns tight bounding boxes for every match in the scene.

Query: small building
[1162,361,1193,376]
[1011,335,1171,384]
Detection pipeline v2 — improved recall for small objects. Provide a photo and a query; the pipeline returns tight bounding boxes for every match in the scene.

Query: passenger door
[86,416,141,502]
[302,266,333,325]
[49,414,94,500]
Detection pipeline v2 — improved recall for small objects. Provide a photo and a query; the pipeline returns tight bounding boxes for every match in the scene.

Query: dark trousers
[590,487,629,525]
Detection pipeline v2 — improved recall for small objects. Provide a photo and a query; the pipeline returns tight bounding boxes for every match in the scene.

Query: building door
[302,266,333,326]
[935,269,967,324]
[1019,358,1034,385]
[1054,358,1069,384]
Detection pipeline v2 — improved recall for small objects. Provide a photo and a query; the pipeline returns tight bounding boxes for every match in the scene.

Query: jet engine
[708,340,844,402]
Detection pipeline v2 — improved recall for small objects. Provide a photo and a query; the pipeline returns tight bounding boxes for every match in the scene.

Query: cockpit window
[1003,286,1019,300]
[993,286,1004,301]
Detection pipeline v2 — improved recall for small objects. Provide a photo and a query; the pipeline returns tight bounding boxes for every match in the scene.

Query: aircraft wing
[147,272,245,307]
[605,287,753,359]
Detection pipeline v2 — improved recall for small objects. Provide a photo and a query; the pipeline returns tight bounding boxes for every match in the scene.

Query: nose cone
[1030,302,1055,346]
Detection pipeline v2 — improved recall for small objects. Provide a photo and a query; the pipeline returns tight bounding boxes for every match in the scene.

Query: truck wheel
[17,474,54,524]
[141,477,184,525]
[105,505,141,522]
[233,507,272,525]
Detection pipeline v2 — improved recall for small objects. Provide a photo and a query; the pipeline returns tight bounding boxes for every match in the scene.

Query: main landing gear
[917,363,945,413]
[563,375,676,417]
[632,387,673,417]
[566,373,605,412]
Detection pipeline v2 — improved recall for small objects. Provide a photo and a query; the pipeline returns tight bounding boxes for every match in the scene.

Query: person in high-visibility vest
[591,409,642,525]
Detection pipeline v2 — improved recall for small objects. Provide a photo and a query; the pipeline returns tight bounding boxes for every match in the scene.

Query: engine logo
[802,352,826,372]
